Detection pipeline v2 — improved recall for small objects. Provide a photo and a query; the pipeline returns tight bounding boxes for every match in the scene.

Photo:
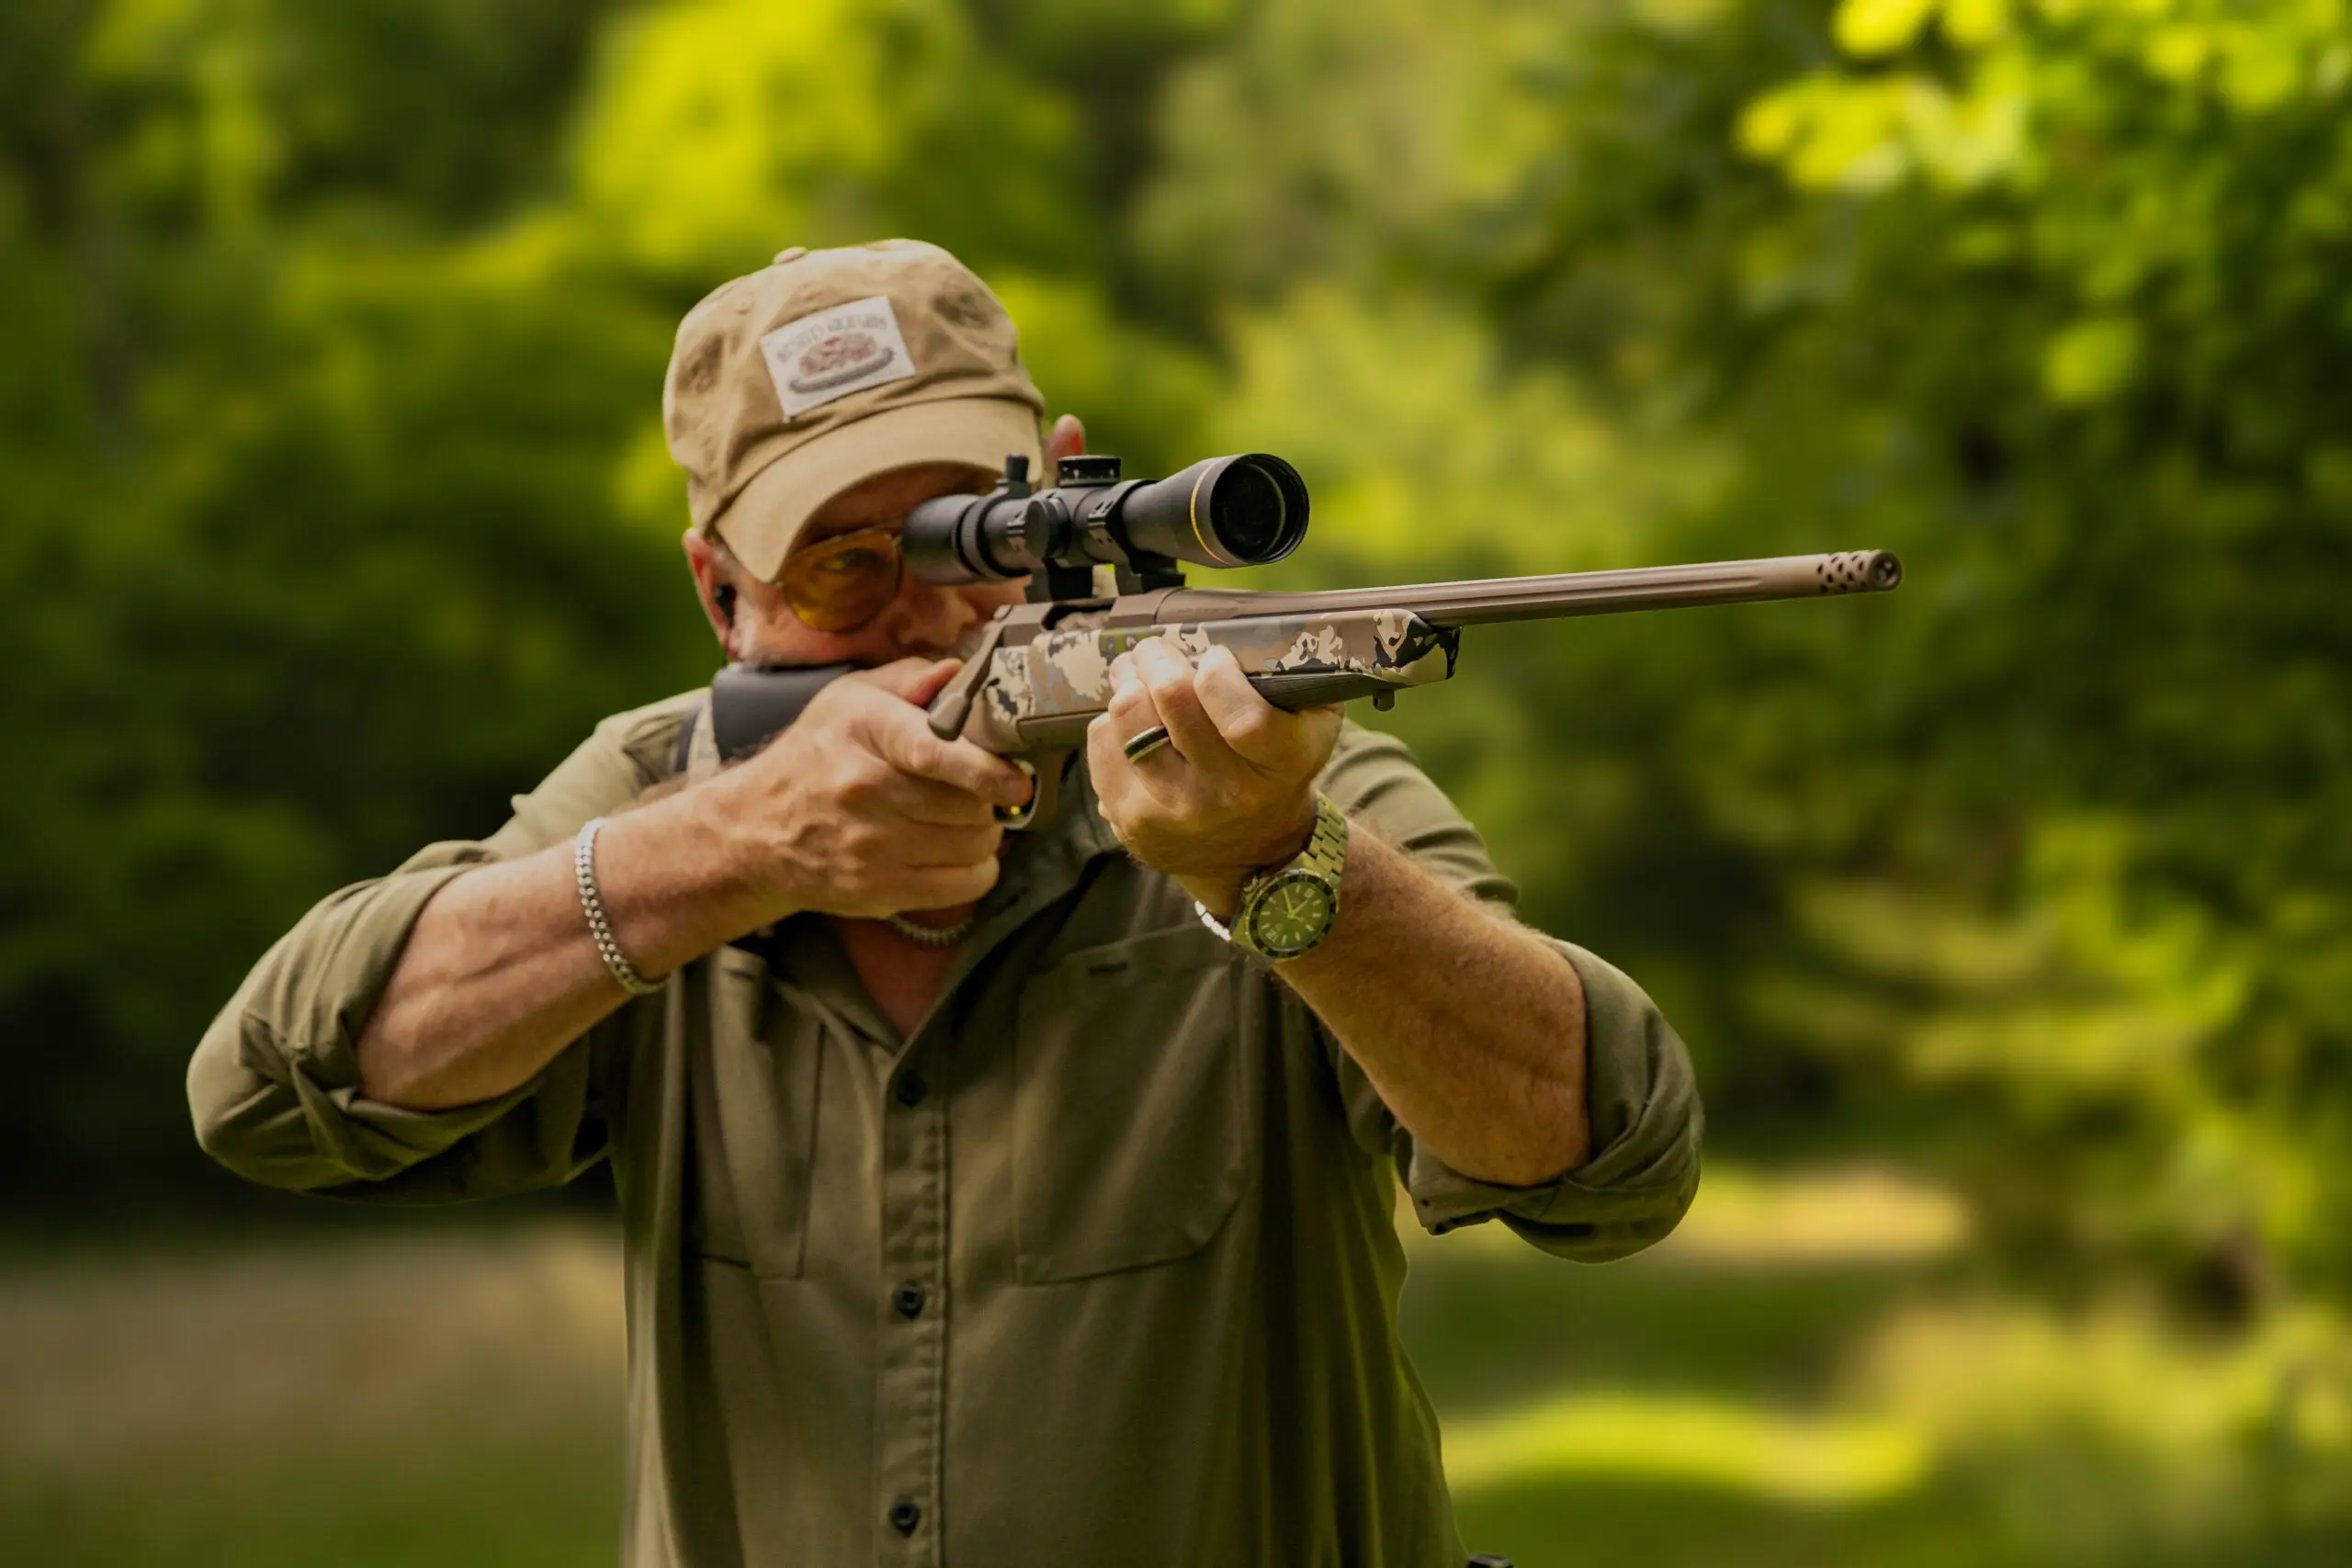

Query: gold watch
[1195,795,1350,961]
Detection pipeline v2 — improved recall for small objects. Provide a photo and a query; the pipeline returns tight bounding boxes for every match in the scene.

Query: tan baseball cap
[662,239,1047,581]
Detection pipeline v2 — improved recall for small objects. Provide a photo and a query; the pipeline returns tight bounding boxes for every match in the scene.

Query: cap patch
[760,295,919,419]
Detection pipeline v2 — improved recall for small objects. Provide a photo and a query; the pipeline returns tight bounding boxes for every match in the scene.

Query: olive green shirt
[188,696,1702,1568]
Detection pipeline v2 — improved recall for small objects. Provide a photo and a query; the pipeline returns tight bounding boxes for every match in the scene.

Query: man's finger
[885,773,1005,829]
[1193,644,1305,772]
[1085,713,1151,825]
[853,656,964,707]
[885,818,1005,869]
[1100,669,1187,807]
[1104,660,1167,746]
[1130,637,1238,773]
[863,703,1033,807]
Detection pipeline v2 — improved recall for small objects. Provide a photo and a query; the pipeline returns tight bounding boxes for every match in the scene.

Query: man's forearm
[1083,639,1588,1185]
[1251,829,1590,1187]
[356,662,1023,1111]
[357,782,775,1111]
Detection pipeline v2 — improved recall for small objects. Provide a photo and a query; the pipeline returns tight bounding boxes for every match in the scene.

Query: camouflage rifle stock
[706,452,1902,826]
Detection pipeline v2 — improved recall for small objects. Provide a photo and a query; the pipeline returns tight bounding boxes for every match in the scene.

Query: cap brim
[713,399,1044,581]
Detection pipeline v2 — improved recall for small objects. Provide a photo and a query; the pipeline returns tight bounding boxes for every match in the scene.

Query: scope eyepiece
[902,451,1308,585]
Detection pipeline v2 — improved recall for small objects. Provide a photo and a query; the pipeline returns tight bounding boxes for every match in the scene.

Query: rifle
[708,453,1902,826]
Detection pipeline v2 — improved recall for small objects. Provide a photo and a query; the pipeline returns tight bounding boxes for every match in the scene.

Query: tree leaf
[1835,0,1939,59]
[2042,316,2143,405]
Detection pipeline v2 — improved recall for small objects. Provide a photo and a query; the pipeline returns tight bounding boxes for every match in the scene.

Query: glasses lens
[779,528,902,632]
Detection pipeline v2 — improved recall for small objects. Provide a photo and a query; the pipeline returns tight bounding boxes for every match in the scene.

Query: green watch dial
[1246,870,1338,958]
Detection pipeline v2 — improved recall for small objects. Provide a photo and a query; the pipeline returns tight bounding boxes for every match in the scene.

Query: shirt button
[895,1070,929,1107]
[888,1498,922,1536]
[892,1282,927,1319]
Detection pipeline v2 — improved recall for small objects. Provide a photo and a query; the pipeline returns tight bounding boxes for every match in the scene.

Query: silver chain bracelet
[574,817,663,998]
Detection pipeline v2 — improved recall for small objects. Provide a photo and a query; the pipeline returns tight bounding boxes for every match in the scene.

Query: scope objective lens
[1210,462,1288,559]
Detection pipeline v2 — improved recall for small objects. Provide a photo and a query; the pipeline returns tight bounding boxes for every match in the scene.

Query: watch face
[1247,870,1337,958]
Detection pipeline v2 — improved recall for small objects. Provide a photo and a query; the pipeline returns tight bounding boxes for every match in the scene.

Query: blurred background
[4,0,2349,1562]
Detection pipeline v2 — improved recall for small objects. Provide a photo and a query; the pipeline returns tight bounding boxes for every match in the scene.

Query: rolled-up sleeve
[187,694,695,1203]
[187,841,608,1202]
[1315,723,1703,1262]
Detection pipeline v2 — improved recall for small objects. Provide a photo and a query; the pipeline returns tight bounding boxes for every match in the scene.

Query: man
[189,239,1702,1567]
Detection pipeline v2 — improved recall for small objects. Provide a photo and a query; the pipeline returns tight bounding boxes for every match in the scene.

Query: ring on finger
[1123,725,1175,763]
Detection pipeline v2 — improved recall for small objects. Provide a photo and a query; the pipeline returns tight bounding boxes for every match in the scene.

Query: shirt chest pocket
[1012,925,1253,1284]
[685,945,820,1280]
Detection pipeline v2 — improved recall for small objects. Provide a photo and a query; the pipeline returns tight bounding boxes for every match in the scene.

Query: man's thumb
[859,656,963,707]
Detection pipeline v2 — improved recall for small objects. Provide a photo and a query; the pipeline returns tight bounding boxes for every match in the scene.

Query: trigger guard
[994,760,1041,829]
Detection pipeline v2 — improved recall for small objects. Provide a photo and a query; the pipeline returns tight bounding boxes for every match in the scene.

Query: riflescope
[904,452,1308,588]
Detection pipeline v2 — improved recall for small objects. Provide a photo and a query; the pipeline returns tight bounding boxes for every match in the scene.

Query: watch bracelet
[1195,794,1350,960]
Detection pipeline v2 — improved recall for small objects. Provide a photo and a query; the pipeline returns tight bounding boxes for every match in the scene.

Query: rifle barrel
[1155,550,1901,628]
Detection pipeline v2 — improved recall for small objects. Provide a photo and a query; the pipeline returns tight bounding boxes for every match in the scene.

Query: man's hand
[1086,637,1344,916]
[712,657,1035,919]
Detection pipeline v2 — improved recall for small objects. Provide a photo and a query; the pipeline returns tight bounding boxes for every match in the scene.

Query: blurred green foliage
[1711,0,2352,1310]
[4,0,2349,1406]
[6,0,2352,1557]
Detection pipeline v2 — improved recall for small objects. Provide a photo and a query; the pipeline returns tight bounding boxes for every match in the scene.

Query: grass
[6,1435,618,1568]
[4,1168,2345,1566]
[0,1224,622,1568]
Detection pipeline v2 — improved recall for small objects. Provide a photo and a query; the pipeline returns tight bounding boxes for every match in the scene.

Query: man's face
[686,461,1027,669]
